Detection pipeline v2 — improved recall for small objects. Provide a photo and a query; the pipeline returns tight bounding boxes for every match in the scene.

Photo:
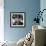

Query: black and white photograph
[10,12,25,27]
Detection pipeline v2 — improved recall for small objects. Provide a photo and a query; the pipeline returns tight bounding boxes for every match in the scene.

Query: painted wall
[4,0,40,42]
[40,0,46,27]
[0,0,4,42]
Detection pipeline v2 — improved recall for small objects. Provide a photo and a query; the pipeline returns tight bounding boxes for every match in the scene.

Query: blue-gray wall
[4,0,40,42]
[40,0,46,27]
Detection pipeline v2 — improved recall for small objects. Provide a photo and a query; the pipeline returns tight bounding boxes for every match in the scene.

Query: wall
[40,0,46,27]
[0,0,4,42]
[4,0,40,42]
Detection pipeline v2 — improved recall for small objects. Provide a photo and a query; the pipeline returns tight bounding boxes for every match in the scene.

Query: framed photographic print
[10,12,25,28]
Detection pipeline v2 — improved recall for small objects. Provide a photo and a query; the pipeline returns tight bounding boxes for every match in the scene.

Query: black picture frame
[10,12,26,28]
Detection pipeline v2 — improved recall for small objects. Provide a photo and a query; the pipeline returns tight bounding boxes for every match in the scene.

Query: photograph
[10,12,25,27]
